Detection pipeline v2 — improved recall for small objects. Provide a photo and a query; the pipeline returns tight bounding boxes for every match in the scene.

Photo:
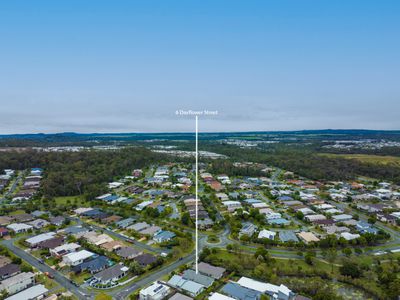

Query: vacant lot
[319,153,400,166]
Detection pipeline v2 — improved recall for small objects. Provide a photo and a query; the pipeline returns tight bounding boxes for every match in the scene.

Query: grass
[9,209,26,216]
[70,271,91,284]
[36,274,59,289]
[319,153,400,166]
[206,249,338,274]
[207,235,220,243]
[54,195,86,206]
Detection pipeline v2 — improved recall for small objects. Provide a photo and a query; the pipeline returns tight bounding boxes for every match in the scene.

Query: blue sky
[0,0,399,133]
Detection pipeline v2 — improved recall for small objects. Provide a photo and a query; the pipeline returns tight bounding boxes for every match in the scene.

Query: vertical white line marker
[195,115,199,274]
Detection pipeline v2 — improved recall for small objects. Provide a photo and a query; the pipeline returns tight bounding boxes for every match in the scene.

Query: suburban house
[222,201,242,212]
[222,282,261,300]
[0,227,9,237]
[236,277,295,300]
[25,232,56,248]
[28,218,49,229]
[139,281,171,300]
[0,272,35,295]
[50,243,81,257]
[5,284,48,300]
[36,236,65,250]
[134,254,158,267]
[92,263,128,285]
[49,216,65,226]
[6,223,33,234]
[209,293,235,300]
[153,230,176,243]
[168,293,193,300]
[100,240,124,252]
[167,275,205,297]
[116,247,142,260]
[182,269,214,288]
[0,263,20,280]
[73,256,109,274]
[62,250,95,266]
[197,262,225,279]
[258,229,277,240]
[297,231,320,244]
[239,223,257,238]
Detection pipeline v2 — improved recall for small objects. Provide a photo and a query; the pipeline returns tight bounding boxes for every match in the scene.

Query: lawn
[70,271,92,284]
[9,209,26,216]
[55,195,85,206]
[36,274,59,289]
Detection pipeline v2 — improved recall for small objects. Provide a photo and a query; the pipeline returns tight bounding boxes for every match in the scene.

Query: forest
[0,147,167,199]
[204,143,400,184]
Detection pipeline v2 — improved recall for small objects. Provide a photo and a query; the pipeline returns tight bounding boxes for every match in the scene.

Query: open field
[54,195,86,206]
[319,153,400,165]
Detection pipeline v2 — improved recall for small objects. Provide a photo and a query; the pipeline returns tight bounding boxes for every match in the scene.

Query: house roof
[222,282,260,300]
[182,269,214,287]
[237,277,293,296]
[197,262,225,279]
[0,272,34,290]
[7,223,33,231]
[154,230,176,241]
[50,216,65,225]
[26,232,56,245]
[93,263,127,282]
[64,250,94,263]
[208,293,235,300]
[73,256,109,273]
[168,275,204,295]
[0,256,11,268]
[5,284,48,300]
[116,246,141,258]
[134,253,157,266]
[0,263,20,278]
[37,237,64,249]
[279,231,299,242]
[168,292,193,300]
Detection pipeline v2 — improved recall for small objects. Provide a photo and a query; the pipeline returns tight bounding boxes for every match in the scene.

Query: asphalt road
[0,172,23,202]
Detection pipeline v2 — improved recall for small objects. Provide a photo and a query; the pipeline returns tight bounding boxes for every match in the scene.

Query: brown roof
[102,215,122,224]
[0,216,13,226]
[37,237,65,249]
[0,256,11,268]
[100,240,124,251]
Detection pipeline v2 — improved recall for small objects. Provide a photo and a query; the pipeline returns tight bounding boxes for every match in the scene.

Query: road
[0,239,90,300]
[0,171,24,202]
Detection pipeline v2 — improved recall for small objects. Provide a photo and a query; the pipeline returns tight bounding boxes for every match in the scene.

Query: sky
[0,0,399,133]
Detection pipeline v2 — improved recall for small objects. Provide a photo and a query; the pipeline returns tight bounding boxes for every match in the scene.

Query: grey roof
[50,216,65,225]
[0,263,20,278]
[182,269,214,287]
[5,284,48,300]
[222,282,261,300]
[167,275,204,295]
[73,256,109,273]
[93,263,127,282]
[116,217,136,228]
[134,253,158,266]
[63,225,89,235]
[197,262,225,279]
[169,293,193,300]
[279,231,299,243]
[116,246,141,259]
